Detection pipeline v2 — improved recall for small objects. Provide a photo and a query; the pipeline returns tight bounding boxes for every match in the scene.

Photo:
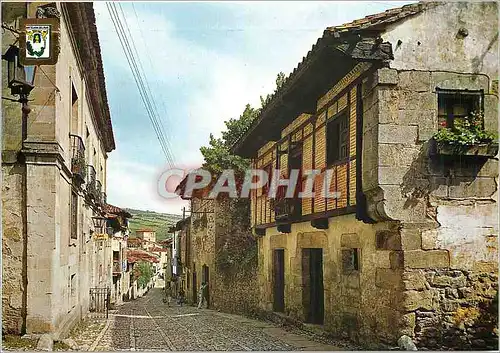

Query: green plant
[434,111,497,149]
[135,261,153,288]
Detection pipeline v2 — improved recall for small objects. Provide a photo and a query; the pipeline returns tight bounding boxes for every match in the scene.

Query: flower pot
[431,140,499,158]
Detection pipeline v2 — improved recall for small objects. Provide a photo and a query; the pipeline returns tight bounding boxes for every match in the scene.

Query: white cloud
[95,1,414,212]
[106,151,188,214]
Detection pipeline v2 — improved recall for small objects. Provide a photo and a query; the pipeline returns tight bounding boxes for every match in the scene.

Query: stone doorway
[273,249,285,312]
[302,248,324,324]
[192,270,197,304]
[202,264,210,307]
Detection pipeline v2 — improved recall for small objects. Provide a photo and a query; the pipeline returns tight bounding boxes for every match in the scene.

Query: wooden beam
[277,224,291,234]
[311,218,329,229]
[334,40,393,61]
[254,227,266,236]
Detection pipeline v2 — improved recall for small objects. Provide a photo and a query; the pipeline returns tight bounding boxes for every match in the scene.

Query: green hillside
[125,208,182,241]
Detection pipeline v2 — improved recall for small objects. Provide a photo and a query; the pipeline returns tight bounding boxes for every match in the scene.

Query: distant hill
[125,208,182,242]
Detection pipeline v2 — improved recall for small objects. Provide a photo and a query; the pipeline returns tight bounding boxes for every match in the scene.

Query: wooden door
[273,249,285,312]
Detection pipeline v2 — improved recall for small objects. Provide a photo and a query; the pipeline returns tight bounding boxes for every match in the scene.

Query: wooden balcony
[273,197,302,222]
[70,134,86,183]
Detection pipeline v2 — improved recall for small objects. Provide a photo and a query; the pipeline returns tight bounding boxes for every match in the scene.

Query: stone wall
[361,66,498,349]
[2,2,114,337]
[184,198,259,317]
[402,269,498,350]
[260,216,405,347]
[211,199,259,316]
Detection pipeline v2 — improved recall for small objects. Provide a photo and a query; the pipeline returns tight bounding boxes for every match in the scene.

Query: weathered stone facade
[176,197,259,316]
[363,66,498,349]
[233,1,498,349]
[2,2,115,338]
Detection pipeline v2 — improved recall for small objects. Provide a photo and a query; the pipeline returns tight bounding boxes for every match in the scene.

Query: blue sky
[94,1,414,215]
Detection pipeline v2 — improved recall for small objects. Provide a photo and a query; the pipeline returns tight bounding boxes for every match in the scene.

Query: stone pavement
[70,288,356,351]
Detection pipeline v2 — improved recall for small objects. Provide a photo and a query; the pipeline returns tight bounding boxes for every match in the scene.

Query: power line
[109,2,175,166]
[106,2,175,167]
[119,3,174,156]
[130,3,174,146]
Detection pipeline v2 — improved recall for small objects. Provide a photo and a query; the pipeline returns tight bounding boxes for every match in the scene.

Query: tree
[260,71,286,107]
[135,261,153,289]
[200,72,287,174]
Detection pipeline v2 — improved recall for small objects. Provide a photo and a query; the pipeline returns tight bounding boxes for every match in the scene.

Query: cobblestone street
[77,288,352,351]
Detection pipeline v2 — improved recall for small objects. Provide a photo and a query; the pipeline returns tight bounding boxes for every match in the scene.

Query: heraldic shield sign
[20,18,60,65]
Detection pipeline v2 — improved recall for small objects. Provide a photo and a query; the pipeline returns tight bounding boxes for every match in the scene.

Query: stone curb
[88,319,111,351]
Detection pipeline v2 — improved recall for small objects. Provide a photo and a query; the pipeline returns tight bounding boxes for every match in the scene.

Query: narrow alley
[75,288,352,351]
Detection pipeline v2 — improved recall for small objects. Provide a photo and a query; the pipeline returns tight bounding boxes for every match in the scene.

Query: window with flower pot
[433,89,497,155]
[437,89,483,130]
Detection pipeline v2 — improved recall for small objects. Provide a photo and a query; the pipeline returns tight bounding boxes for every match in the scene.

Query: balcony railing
[70,135,86,182]
[95,180,103,206]
[86,165,97,200]
[273,197,302,222]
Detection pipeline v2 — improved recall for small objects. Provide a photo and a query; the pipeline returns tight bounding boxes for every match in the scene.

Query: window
[327,111,348,165]
[262,163,273,194]
[70,191,78,239]
[71,83,78,134]
[437,89,483,129]
[342,248,359,273]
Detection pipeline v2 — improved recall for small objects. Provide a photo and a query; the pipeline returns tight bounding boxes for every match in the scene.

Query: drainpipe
[21,101,30,335]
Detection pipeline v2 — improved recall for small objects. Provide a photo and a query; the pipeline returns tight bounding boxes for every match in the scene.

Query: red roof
[150,247,168,252]
[127,249,160,264]
[103,203,132,218]
[136,229,155,233]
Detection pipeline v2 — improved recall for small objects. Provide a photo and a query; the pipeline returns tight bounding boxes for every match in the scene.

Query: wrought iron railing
[86,165,97,200]
[70,134,86,182]
[95,180,103,206]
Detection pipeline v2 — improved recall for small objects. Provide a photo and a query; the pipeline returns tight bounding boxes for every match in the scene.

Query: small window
[72,83,78,105]
[70,191,78,239]
[437,89,483,129]
[262,163,273,194]
[342,248,359,273]
[327,111,348,165]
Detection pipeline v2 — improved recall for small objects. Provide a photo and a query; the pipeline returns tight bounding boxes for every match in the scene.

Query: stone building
[104,204,132,306]
[174,180,260,314]
[2,2,115,338]
[136,229,157,245]
[232,2,498,349]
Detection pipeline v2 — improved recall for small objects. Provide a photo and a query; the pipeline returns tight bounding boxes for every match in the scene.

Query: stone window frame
[437,88,484,129]
[341,248,360,274]
[70,273,77,309]
[70,189,78,240]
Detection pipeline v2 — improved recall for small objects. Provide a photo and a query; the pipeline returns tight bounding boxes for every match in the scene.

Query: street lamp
[92,216,107,233]
[2,45,36,104]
